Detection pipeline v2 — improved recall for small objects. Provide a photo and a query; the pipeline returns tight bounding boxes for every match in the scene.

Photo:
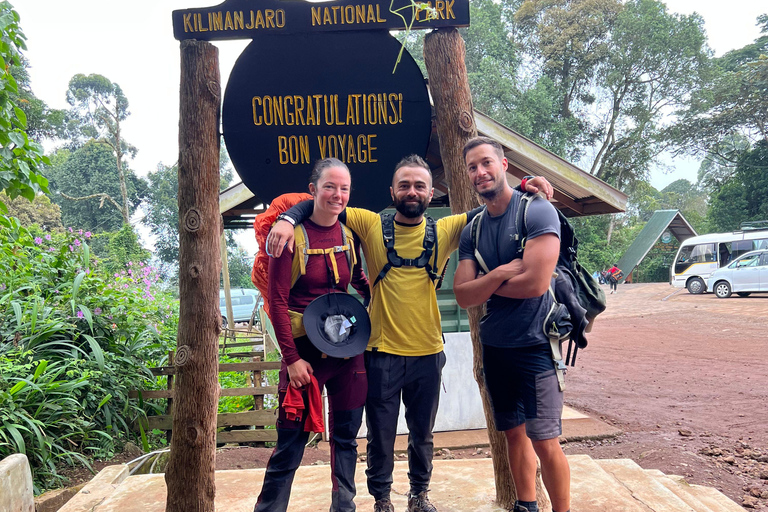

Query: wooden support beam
[165,39,221,512]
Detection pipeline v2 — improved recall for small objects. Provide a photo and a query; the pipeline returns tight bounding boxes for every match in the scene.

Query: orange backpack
[251,192,312,320]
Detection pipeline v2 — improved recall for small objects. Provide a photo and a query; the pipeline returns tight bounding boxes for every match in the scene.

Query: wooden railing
[131,350,281,443]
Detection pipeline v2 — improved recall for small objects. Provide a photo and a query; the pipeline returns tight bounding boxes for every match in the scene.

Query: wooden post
[165,39,221,512]
[221,231,234,329]
[424,28,549,511]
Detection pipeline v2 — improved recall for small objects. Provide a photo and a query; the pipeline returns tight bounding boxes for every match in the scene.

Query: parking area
[564,282,768,509]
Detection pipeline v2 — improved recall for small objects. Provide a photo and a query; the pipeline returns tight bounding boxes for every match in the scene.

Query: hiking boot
[407,491,437,512]
[373,498,394,512]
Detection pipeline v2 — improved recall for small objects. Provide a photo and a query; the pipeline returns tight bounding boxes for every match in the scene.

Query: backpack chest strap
[302,245,351,284]
[375,214,438,287]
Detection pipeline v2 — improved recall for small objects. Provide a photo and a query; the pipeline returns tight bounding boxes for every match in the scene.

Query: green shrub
[0,215,177,490]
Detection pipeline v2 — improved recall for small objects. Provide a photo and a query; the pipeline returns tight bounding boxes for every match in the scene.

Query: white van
[219,288,262,327]
[671,227,768,294]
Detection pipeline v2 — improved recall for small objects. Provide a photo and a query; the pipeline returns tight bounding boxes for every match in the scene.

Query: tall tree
[463,0,585,158]
[673,15,768,163]
[588,0,710,186]
[45,141,146,231]
[706,140,768,231]
[0,1,50,209]
[515,0,622,121]
[65,73,136,224]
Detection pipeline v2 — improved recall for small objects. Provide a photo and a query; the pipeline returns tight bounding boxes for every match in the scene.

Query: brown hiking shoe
[407,491,437,512]
[373,498,394,512]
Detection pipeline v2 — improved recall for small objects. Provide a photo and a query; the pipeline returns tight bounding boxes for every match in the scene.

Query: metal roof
[616,210,697,281]
[221,109,628,228]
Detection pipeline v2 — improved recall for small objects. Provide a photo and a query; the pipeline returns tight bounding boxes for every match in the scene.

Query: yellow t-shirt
[345,208,467,356]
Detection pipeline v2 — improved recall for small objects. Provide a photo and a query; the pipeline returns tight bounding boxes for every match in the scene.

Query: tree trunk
[424,29,549,512]
[165,39,221,512]
[112,111,131,225]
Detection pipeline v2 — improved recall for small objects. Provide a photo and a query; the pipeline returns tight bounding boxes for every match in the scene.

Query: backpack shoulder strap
[290,224,308,288]
[515,192,536,257]
[340,222,357,271]
[470,207,491,274]
[374,213,395,287]
[423,215,438,284]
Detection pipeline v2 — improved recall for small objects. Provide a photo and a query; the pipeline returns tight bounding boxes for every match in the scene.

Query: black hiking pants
[364,350,446,501]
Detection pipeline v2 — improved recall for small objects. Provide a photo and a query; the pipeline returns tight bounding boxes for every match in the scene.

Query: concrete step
[53,455,747,512]
[644,469,717,512]
[569,454,649,511]
[596,459,697,512]
[665,474,745,512]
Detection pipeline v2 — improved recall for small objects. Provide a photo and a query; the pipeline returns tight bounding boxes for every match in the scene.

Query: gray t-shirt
[458,191,561,348]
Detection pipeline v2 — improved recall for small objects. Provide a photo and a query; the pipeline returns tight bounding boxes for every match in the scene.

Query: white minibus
[671,226,768,294]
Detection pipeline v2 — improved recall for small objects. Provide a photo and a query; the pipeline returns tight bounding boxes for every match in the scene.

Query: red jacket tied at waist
[282,375,324,433]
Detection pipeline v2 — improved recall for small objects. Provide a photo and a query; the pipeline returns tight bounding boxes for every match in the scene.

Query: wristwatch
[276,213,297,226]
[520,175,535,189]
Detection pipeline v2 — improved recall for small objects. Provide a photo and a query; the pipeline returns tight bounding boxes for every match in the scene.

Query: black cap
[302,293,371,358]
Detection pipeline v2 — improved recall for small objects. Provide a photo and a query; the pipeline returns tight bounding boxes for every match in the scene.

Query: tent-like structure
[616,210,697,282]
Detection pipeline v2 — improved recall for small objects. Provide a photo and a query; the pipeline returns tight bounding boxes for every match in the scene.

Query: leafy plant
[0,215,178,490]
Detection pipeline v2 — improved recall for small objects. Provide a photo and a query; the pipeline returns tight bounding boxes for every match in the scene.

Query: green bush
[0,215,177,491]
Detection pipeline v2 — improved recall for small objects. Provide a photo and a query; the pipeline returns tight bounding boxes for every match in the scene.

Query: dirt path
[563,283,768,510]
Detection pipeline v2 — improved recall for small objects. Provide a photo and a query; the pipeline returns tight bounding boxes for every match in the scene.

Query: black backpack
[469,193,606,365]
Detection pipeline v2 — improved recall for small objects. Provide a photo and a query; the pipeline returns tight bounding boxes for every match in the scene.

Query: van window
[675,243,715,274]
[234,295,254,306]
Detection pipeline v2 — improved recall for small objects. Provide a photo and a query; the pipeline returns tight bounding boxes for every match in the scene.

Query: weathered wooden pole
[165,39,221,512]
[424,28,549,511]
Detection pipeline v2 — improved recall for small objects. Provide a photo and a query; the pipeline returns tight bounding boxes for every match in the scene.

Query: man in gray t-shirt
[454,137,571,512]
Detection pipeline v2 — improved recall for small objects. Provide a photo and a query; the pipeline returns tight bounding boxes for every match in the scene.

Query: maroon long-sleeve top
[268,219,370,365]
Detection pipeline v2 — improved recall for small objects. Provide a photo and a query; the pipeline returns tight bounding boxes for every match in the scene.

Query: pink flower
[94,307,102,315]
[78,229,83,235]
[74,239,81,247]
[48,247,55,252]
[68,227,73,233]
[77,311,84,319]
[34,237,43,245]
[84,232,92,238]
[45,234,52,241]
[68,245,74,252]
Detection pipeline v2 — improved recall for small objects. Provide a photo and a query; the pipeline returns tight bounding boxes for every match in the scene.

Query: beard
[476,178,505,200]
[394,196,429,218]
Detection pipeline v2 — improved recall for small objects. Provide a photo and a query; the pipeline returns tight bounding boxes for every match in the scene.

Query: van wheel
[737,292,751,298]
[714,281,731,299]
[221,316,228,328]
[686,277,705,294]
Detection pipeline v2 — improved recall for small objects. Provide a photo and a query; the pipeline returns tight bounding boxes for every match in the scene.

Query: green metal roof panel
[616,210,697,280]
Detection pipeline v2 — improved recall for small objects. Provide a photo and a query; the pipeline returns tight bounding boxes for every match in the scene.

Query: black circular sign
[223,31,432,212]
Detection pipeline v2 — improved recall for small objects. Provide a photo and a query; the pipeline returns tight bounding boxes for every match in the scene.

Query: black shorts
[481,343,563,440]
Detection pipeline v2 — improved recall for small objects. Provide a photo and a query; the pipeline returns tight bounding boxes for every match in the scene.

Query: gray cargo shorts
[481,343,563,441]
